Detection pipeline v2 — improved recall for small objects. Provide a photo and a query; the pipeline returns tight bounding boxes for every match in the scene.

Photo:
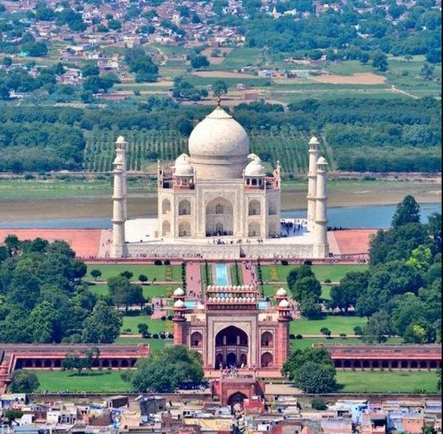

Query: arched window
[162,199,171,214]
[261,352,273,368]
[215,204,224,214]
[248,222,260,237]
[162,220,171,236]
[179,199,191,215]
[179,221,191,237]
[191,332,203,347]
[261,332,273,347]
[248,200,261,216]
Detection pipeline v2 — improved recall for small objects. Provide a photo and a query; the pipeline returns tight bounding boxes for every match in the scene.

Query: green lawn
[121,315,173,334]
[88,284,108,297]
[33,370,131,393]
[142,285,172,299]
[290,336,402,350]
[87,284,171,299]
[115,337,173,352]
[336,370,439,393]
[86,264,182,282]
[291,315,367,335]
[321,286,332,300]
[260,264,369,283]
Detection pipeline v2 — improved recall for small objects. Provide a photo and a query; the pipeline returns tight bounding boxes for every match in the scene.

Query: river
[1,202,440,230]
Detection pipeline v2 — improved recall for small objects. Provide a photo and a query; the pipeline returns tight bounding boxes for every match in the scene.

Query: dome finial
[217,94,221,107]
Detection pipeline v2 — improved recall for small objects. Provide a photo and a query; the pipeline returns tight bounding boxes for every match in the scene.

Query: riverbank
[0,177,440,222]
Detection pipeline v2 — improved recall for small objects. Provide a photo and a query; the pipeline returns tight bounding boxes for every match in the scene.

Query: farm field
[259,264,369,283]
[86,264,182,282]
[336,371,439,393]
[33,370,131,393]
[83,128,330,174]
[291,314,367,335]
[121,315,172,334]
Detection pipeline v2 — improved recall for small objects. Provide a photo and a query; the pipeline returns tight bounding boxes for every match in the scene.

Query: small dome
[116,136,126,144]
[276,288,287,296]
[244,159,265,177]
[279,299,290,308]
[317,156,328,166]
[309,136,319,145]
[247,153,261,162]
[174,153,194,176]
[174,287,185,296]
[174,299,184,308]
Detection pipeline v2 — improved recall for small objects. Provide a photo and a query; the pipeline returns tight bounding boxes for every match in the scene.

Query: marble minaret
[313,156,329,258]
[110,136,128,258]
[307,136,319,231]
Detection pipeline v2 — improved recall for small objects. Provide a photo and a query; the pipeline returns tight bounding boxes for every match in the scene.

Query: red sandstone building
[172,285,291,376]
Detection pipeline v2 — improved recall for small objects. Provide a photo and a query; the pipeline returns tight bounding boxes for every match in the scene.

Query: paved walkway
[186,261,202,298]
[242,261,258,286]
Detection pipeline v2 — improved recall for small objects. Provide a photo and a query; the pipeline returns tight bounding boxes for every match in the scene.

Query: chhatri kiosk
[111,105,329,259]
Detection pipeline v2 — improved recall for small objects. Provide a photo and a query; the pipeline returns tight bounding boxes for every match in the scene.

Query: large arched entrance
[227,392,248,414]
[206,197,234,236]
[215,326,248,368]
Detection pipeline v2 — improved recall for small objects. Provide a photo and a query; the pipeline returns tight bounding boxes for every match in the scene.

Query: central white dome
[189,107,249,158]
[188,107,250,180]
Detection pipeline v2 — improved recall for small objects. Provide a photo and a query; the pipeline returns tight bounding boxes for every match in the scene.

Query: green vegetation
[282,347,337,393]
[86,264,182,282]
[123,345,204,392]
[260,264,369,283]
[290,337,403,350]
[121,315,172,334]
[336,371,439,393]
[0,95,440,174]
[33,370,130,393]
[291,315,367,335]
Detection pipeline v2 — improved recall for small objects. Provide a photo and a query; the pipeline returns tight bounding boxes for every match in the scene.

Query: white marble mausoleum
[110,105,329,260]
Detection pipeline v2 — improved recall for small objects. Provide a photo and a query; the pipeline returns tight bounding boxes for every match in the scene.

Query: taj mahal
[110,104,329,259]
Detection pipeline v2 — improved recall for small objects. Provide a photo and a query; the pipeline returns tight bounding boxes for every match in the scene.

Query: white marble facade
[157,106,281,241]
[111,105,329,259]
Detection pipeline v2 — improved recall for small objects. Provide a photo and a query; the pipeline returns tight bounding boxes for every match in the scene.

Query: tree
[320,327,331,338]
[330,271,369,312]
[311,397,328,410]
[212,80,228,97]
[138,274,148,283]
[81,300,122,343]
[82,64,100,77]
[9,370,40,393]
[282,348,337,393]
[420,62,435,80]
[190,55,209,70]
[3,56,12,67]
[4,409,24,424]
[353,325,364,336]
[138,323,149,337]
[125,346,204,392]
[90,269,102,280]
[62,347,100,375]
[120,270,133,279]
[362,310,391,343]
[372,52,388,71]
[392,195,420,228]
